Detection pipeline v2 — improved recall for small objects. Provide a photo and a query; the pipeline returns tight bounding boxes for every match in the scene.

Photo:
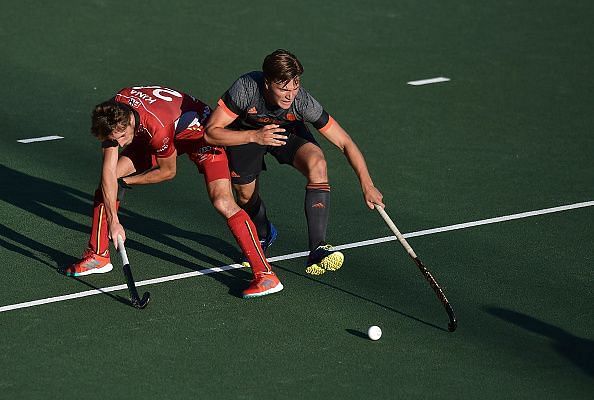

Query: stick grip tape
[117,236,129,265]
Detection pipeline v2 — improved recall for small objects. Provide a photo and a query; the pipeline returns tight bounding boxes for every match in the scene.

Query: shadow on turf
[485,307,593,377]
[346,329,370,339]
[272,263,448,332]
[70,276,133,307]
[0,165,251,299]
[0,223,77,270]
[0,223,132,306]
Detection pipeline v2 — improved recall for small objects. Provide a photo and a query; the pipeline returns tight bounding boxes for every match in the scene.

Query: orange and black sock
[305,183,330,251]
[241,192,270,239]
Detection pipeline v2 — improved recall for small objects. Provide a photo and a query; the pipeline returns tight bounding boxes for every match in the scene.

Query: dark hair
[91,100,132,140]
[262,49,304,85]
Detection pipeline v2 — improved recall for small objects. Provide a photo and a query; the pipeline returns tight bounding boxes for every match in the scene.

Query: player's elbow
[204,128,223,146]
[164,169,176,181]
[203,131,215,145]
[159,166,176,181]
[341,138,358,155]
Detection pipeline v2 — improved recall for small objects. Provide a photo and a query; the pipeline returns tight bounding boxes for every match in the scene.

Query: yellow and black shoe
[305,244,344,275]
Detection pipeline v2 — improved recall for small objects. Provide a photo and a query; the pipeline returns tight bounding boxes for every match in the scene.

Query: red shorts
[121,136,230,184]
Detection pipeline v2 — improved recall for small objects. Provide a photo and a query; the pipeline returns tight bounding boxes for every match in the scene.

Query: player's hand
[253,124,287,146]
[109,223,126,249]
[363,185,384,209]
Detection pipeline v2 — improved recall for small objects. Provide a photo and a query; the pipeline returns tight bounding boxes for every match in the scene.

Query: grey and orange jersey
[217,71,334,132]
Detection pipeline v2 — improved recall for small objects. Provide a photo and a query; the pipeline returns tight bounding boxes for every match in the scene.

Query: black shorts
[226,122,319,184]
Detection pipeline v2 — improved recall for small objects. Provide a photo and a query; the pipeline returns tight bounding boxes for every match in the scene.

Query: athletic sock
[87,188,119,255]
[305,183,331,251]
[227,209,272,276]
[241,193,270,239]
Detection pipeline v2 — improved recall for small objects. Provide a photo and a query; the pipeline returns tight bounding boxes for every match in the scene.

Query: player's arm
[121,151,177,185]
[319,120,385,209]
[204,104,287,147]
[101,145,125,246]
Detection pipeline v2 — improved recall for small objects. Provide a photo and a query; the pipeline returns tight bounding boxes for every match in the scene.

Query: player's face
[108,114,135,147]
[267,78,300,109]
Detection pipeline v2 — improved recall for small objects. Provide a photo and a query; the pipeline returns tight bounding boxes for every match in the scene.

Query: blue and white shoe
[241,223,277,268]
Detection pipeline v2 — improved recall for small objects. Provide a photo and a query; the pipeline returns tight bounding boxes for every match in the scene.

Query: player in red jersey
[206,50,384,275]
[64,85,283,298]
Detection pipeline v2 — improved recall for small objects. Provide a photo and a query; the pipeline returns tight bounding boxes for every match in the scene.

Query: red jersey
[115,86,211,158]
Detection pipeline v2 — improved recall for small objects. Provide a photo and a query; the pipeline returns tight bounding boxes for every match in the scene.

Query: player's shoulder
[294,86,320,109]
[226,71,263,108]
[115,86,133,97]
[242,71,264,82]
[114,86,139,105]
[233,71,263,90]
[291,86,325,123]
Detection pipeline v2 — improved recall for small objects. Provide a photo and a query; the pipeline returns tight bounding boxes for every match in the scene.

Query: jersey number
[131,86,182,102]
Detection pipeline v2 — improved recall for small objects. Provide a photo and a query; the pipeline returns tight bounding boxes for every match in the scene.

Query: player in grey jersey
[205,49,384,275]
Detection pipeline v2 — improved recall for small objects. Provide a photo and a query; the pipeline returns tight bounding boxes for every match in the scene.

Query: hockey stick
[375,206,457,332]
[117,236,151,309]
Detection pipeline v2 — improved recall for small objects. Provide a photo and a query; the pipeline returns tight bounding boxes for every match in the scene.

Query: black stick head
[131,292,151,309]
[448,320,457,332]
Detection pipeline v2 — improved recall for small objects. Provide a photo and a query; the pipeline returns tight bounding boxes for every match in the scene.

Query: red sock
[87,188,119,256]
[227,209,272,276]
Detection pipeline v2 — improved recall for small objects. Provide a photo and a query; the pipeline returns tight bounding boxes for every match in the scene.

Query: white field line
[17,135,64,143]
[407,77,450,86]
[1,200,592,314]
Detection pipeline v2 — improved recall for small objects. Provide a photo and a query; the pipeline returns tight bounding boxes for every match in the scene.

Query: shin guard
[227,209,272,276]
[87,188,119,255]
[240,193,270,239]
[305,183,331,251]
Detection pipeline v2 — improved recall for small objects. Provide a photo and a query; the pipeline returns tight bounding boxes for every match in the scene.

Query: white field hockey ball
[367,325,382,341]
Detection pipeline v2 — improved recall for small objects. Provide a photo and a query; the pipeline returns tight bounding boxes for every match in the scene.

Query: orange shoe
[242,272,283,299]
[65,249,113,277]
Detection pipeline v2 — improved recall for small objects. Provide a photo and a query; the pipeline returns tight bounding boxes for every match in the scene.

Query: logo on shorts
[230,171,240,178]
[196,146,216,162]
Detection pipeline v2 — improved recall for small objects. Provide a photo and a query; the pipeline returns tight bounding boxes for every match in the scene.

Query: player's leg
[86,156,136,253]
[232,180,277,256]
[185,139,282,298]
[271,123,344,275]
[226,143,276,245]
[226,142,277,258]
[66,147,147,277]
[292,143,344,275]
[233,180,271,240]
[209,179,277,273]
[293,142,330,250]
